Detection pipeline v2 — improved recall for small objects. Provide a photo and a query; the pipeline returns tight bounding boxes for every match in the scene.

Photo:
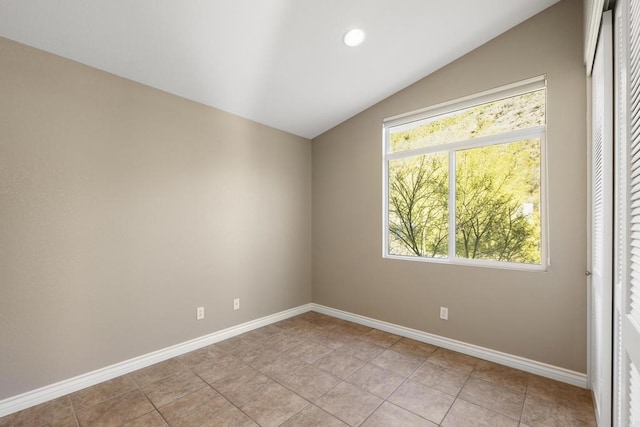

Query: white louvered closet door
[592,9,614,426]
[614,1,640,425]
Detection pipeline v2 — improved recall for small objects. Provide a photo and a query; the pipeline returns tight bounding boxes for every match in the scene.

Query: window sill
[383,253,548,272]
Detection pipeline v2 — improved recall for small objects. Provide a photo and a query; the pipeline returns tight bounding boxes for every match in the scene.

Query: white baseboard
[1,301,588,418]
[310,303,588,389]
[0,304,312,418]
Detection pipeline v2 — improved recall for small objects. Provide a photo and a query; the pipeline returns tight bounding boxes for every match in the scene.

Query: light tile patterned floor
[0,312,595,426]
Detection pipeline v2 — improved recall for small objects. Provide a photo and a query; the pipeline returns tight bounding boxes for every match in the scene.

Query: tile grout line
[68,375,149,426]
[436,354,478,425]
[358,352,431,426]
[66,395,81,427]
[212,322,324,426]
[468,375,528,422]
[351,351,403,427]
[131,374,169,426]
[276,401,313,426]
[518,373,532,424]
[190,367,258,426]
[144,355,214,425]
[281,345,353,424]
[131,358,201,425]
[416,350,457,426]
[451,362,530,425]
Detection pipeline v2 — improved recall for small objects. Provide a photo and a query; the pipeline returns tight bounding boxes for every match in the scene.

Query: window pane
[389,90,545,152]
[455,139,541,264]
[388,153,449,258]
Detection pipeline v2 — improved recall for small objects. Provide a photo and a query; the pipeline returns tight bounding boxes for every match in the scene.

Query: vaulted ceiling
[0,0,560,138]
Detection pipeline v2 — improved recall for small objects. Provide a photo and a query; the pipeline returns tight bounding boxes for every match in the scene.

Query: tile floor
[0,312,595,426]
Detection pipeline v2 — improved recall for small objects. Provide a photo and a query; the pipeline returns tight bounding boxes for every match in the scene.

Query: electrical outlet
[196,306,205,320]
[440,307,448,320]
[233,298,240,310]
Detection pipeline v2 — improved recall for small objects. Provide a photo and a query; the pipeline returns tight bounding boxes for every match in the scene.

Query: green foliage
[389,90,545,152]
[388,154,448,257]
[387,90,544,265]
[455,140,541,264]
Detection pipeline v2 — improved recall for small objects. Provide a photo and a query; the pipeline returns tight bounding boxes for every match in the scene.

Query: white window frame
[382,76,549,271]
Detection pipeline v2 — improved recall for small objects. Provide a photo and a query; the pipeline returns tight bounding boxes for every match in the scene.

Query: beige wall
[312,0,587,372]
[0,37,311,399]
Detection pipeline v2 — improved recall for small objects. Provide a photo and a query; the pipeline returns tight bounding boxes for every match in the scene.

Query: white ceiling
[0,0,560,139]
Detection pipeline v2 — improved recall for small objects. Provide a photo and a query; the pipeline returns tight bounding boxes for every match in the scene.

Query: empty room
[0,0,636,426]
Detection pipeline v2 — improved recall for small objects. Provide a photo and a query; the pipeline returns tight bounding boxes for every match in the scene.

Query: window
[383,77,547,270]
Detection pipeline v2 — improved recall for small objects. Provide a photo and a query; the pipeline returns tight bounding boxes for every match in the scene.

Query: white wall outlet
[233,298,240,310]
[440,307,448,320]
[196,306,205,320]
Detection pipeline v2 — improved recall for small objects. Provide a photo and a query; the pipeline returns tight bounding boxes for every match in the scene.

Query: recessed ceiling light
[343,28,365,47]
